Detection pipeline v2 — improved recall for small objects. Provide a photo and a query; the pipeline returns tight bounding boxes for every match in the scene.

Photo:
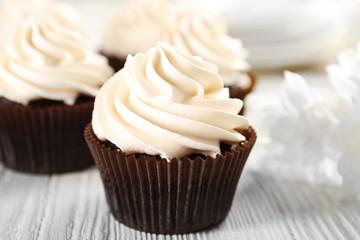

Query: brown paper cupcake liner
[0,97,94,174]
[85,124,256,234]
[228,72,256,115]
[100,51,126,72]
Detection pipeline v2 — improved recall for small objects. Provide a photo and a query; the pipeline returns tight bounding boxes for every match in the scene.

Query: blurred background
[55,0,360,71]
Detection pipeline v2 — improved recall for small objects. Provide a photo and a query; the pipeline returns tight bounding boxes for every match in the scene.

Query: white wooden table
[1,160,360,240]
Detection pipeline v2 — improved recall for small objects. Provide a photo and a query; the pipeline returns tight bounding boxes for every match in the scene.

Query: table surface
[1,71,360,240]
[1,161,360,240]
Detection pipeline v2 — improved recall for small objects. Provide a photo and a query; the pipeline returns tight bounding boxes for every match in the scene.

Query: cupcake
[100,0,171,71]
[0,18,113,174]
[161,8,255,107]
[85,42,256,234]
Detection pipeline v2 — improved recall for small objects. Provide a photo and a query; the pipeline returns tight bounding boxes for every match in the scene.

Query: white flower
[327,44,360,103]
[246,45,360,199]
[261,71,342,186]
[327,45,360,195]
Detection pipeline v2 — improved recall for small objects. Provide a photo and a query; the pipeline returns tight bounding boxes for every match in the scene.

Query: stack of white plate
[226,0,357,69]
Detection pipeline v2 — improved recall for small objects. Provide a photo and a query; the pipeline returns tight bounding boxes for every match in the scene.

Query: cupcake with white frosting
[101,0,171,71]
[0,17,113,174]
[161,8,255,105]
[85,42,256,234]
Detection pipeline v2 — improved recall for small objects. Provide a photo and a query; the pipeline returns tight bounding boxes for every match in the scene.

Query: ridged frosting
[102,0,170,58]
[92,42,249,160]
[161,8,250,86]
[0,0,81,49]
[0,18,114,105]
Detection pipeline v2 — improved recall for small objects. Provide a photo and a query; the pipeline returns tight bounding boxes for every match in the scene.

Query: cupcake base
[100,51,126,72]
[84,124,256,234]
[0,96,94,174]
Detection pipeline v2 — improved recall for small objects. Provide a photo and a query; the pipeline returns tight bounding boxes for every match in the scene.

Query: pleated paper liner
[85,124,256,234]
[228,72,256,115]
[100,51,126,72]
[0,96,94,174]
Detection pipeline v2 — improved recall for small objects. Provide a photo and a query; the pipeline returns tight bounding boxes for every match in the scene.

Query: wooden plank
[1,163,359,240]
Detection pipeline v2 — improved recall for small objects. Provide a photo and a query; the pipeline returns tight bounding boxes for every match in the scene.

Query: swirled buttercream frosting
[0,18,114,105]
[102,0,170,58]
[161,8,250,86]
[0,0,81,49]
[92,42,249,160]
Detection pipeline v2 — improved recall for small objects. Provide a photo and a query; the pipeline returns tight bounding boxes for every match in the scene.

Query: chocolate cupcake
[0,18,113,174]
[161,8,256,109]
[101,0,171,72]
[85,42,256,234]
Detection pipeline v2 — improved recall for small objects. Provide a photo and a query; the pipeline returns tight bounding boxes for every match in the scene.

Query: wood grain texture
[0,162,359,240]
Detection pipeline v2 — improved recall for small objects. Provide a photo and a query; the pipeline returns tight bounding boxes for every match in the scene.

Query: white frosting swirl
[0,18,114,105]
[0,0,81,50]
[161,8,250,86]
[92,42,249,160]
[102,0,170,58]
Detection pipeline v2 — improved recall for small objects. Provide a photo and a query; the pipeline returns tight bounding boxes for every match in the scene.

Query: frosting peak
[92,43,249,160]
[0,18,113,105]
[11,18,86,65]
[124,43,224,102]
[161,8,250,85]
[0,0,81,50]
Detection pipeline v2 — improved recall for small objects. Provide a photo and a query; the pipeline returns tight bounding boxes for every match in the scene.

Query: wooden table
[1,157,359,240]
